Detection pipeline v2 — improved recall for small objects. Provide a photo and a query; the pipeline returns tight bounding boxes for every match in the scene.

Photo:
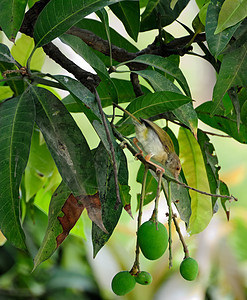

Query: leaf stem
[150,171,163,222]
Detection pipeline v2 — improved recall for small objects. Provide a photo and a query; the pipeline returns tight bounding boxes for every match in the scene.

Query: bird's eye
[176,167,180,171]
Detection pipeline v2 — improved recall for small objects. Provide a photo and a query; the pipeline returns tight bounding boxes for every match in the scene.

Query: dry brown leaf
[77,192,108,234]
[56,194,84,247]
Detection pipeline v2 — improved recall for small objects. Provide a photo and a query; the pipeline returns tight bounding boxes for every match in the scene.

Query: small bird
[114,104,181,180]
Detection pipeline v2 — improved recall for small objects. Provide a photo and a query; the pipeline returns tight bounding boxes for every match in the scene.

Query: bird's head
[166,152,181,181]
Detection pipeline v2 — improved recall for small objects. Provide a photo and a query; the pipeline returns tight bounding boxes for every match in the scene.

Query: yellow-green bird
[114,104,181,180]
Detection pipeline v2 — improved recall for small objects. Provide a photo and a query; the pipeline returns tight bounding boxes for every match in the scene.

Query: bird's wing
[141,119,175,153]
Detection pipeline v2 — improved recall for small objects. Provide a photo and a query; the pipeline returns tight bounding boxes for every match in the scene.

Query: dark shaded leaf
[0,93,35,249]
[140,0,189,32]
[196,101,247,143]
[92,142,125,257]
[110,1,140,41]
[136,164,157,208]
[60,34,117,101]
[0,0,28,40]
[97,78,151,107]
[212,42,247,115]
[127,54,191,97]
[219,180,230,221]
[0,62,25,96]
[133,69,182,93]
[33,0,138,48]
[205,0,240,57]
[52,75,118,159]
[29,86,98,196]
[116,91,192,136]
[0,43,17,64]
[33,181,72,269]
[197,129,220,209]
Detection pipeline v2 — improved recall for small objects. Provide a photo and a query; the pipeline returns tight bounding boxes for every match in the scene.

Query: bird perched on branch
[114,104,181,180]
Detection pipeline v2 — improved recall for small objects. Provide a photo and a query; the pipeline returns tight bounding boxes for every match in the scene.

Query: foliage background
[0,1,247,299]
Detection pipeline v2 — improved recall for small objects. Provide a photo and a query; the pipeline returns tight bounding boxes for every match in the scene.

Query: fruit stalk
[167,180,173,268]
[132,165,149,274]
[150,171,163,223]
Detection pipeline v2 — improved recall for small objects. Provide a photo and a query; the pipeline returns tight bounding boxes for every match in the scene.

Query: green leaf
[136,164,157,208]
[92,142,123,257]
[0,0,28,40]
[0,61,25,96]
[219,180,230,220]
[178,127,212,234]
[60,34,117,101]
[197,129,220,209]
[51,75,118,158]
[116,91,192,136]
[75,18,138,67]
[140,0,189,32]
[0,43,17,65]
[29,86,97,196]
[134,69,182,93]
[173,103,198,137]
[11,34,45,70]
[97,78,151,107]
[0,93,35,249]
[214,0,247,34]
[212,42,247,115]
[121,54,191,97]
[110,1,140,41]
[196,101,247,143]
[241,99,247,126]
[33,0,138,48]
[205,0,240,57]
[24,128,56,202]
[33,181,71,269]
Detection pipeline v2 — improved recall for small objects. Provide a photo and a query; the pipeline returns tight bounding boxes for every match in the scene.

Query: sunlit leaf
[215,0,247,34]
[0,93,35,249]
[178,127,212,234]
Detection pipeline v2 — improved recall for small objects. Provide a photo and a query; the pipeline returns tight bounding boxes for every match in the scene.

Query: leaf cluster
[0,0,245,271]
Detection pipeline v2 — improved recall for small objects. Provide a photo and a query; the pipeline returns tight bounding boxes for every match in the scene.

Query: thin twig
[95,90,121,207]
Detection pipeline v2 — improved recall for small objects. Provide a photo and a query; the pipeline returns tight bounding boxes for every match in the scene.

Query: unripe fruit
[111,271,136,296]
[137,220,168,260]
[180,257,199,281]
[135,271,152,285]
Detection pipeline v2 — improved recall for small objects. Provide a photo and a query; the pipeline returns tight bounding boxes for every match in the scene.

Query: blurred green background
[0,1,247,299]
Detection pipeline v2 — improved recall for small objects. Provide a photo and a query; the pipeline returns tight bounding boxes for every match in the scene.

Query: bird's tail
[113,103,141,124]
